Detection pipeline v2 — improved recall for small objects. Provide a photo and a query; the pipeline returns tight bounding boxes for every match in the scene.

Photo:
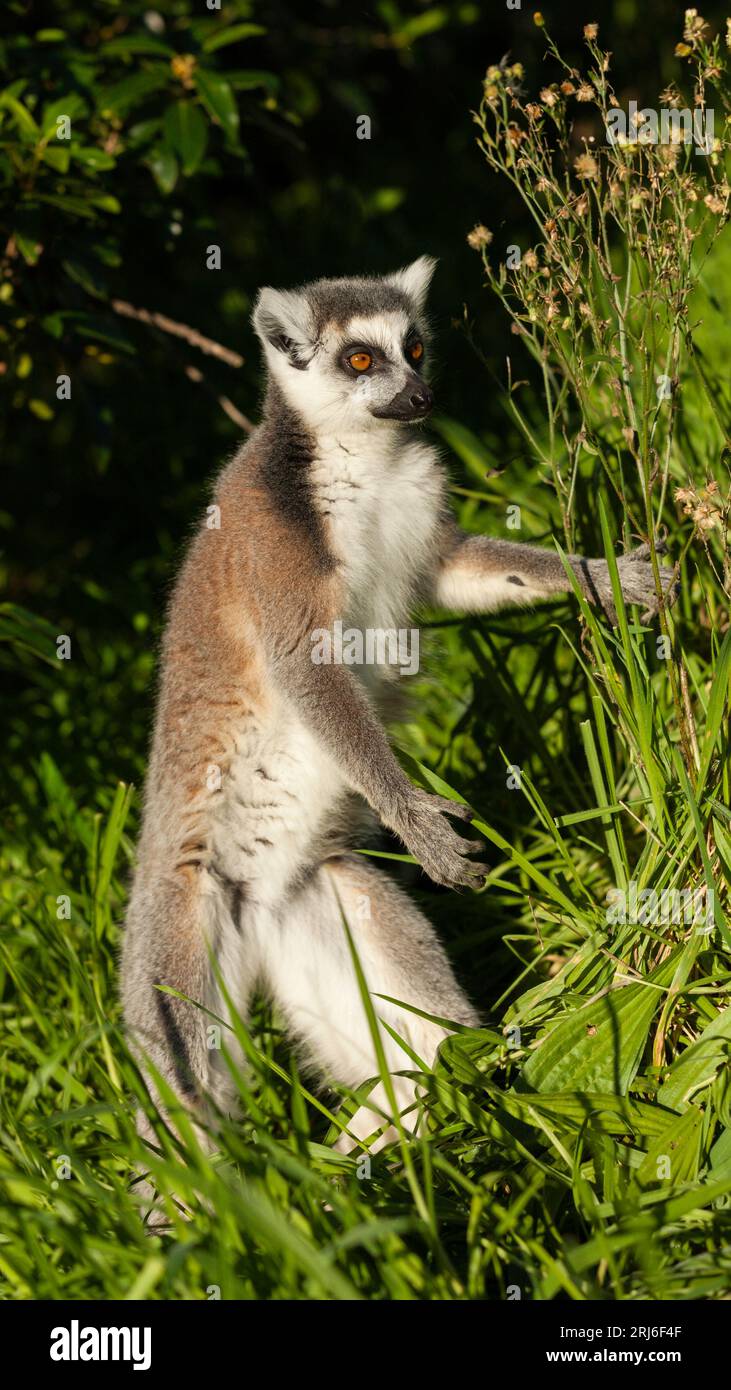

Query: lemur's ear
[252,286,314,366]
[386,255,437,314]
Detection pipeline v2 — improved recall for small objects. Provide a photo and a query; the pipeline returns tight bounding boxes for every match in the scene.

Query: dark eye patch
[404,329,425,365]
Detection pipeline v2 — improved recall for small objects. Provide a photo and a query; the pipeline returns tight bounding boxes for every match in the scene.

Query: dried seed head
[466,224,493,250]
[574,152,599,179]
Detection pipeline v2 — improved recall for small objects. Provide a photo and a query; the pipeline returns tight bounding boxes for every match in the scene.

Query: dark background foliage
[1,0,722,797]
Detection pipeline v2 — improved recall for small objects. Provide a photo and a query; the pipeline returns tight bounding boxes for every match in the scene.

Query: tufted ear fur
[252,286,315,366]
[385,255,437,314]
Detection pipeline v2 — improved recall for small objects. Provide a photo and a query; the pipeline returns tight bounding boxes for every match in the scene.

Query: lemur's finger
[423,793,473,823]
[463,862,489,886]
[627,539,668,561]
[455,835,487,857]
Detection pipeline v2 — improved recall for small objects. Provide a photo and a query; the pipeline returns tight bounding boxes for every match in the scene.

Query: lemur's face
[252,256,436,431]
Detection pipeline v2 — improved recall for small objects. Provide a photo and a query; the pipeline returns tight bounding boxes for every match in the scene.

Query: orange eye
[409,340,424,362]
[348,351,372,372]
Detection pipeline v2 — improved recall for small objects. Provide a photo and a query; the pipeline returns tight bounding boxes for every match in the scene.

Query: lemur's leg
[254,854,479,1151]
[121,868,256,1198]
[435,529,677,622]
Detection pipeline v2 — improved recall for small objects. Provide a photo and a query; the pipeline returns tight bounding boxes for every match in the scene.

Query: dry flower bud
[574,152,599,179]
[683,9,708,44]
[467,224,493,249]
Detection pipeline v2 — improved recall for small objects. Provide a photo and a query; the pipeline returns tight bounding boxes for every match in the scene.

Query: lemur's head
[252,256,436,431]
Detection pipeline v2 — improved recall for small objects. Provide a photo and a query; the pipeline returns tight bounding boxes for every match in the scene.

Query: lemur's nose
[409,385,433,414]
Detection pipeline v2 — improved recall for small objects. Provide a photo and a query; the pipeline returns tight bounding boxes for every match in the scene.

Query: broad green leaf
[520,954,679,1094]
[41,145,70,172]
[163,101,207,174]
[656,1005,731,1110]
[101,67,171,115]
[146,144,178,194]
[0,603,59,663]
[40,94,88,138]
[101,36,174,57]
[0,92,39,140]
[194,69,240,143]
[633,1105,703,1189]
[201,23,266,54]
[70,145,116,171]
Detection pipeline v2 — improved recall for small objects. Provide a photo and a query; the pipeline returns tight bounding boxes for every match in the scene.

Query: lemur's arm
[434,522,676,623]
[249,511,486,890]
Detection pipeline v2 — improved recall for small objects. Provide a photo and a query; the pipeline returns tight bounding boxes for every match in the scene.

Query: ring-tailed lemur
[121,256,676,1161]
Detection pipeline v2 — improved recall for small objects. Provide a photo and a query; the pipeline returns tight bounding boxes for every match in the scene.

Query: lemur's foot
[580,542,678,625]
[396,789,488,891]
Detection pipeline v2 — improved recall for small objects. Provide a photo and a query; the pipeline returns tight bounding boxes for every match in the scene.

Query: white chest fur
[310,431,444,632]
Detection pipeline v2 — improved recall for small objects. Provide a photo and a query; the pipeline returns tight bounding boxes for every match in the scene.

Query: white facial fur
[384,255,435,313]
[252,258,436,433]
[271,310,418,432]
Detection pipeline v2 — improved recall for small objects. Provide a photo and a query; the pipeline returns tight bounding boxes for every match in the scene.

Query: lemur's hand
[395,789,488,891]
[578,542,679,625]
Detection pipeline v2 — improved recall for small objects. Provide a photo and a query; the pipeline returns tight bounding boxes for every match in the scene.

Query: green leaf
[226,70,279,94]
[698,626,731,788]
[633,1105,703,1190]
[656,1006,731,1111]
[101,36,174,58]
[35,193,97,219]
[0,92,39,141]
[163,101,207,175]
[433,416,498,484]
[710,1124,731,1178]
[201,23,266,54]
[64,313,136,354]
[520,954,679,1095]
[0,603,59,663]
[13,231,41,264]
[28,399,54,421]
[146,144,178,194]
[194,69,239,143]
[70,146,116,171]
[101,67,171,115]
[61,258,108,297]
[41,145,70,173]
[87,193,121,214]
[40,94,88,139]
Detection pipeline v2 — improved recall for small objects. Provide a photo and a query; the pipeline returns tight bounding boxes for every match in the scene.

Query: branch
[184,365,253,434]
[110,298,245,369]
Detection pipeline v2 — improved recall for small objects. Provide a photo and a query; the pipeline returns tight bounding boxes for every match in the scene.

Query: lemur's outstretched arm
[434,523,677,624]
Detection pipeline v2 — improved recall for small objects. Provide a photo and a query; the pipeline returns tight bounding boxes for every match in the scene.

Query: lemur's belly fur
[209,435,443,904]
